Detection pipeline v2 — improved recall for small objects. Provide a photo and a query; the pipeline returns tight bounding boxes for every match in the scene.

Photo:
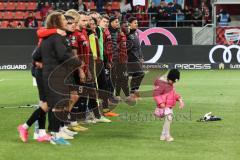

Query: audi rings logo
[137,27,178,63]
[209,45,240,63]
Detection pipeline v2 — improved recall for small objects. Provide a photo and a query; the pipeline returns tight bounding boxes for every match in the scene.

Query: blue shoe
[50,137,71,145]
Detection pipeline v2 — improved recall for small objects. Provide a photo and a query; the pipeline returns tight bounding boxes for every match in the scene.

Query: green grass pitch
[0,70,239,160]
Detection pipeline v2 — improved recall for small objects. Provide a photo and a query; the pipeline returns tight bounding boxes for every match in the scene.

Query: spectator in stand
[120,0,132,22]
[40,2,53,19]
[37,0,45,11]
[192,8,202,26]
[24,12,38,28]
[160,0,167,8]
[152,0,161,6]
[156,2,168,27]
[17,22,23,29]
[74,0,87,12]
[173,1,183,27]
[94,0,105,13]
[135,5,148,27]
[120,0,132,14]
[165,2,177,27]
[183,6,192,26]
[203,6,210,25]
[59,1,68,11]
[50,2,57,10]
[217,9,231,26]
[173,0,182,11]
[148,2,158,27]
[105,3,114,17]
[176,8,184,27]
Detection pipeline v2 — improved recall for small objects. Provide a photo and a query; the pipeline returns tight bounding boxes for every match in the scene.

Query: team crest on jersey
[66,39,71,47]
[129,35,135,40]
[71,36,76,43]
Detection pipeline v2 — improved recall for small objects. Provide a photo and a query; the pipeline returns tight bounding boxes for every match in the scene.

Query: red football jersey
[70,29,90,73]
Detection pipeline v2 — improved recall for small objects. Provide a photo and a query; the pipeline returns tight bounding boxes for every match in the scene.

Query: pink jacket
[153,79,181,108]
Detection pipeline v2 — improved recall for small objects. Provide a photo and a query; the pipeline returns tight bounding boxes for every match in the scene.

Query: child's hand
[159,103,165,108]
[179,98,185,109]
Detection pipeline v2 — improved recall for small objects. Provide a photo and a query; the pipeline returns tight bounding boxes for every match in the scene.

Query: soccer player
[95,15,120,117]
[62,10,90,131]
[127,17,145,100]
[85,17,111,123]
[70,11,111,124]
[109,16,134,105]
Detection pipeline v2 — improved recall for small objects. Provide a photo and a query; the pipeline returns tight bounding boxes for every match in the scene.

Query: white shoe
[85,119,97,124]
[56,131,74,140]
[33,132,39,140]
[70,121,79,127]
[61,127,78,137]
[95,116,111,123]
[160,135,166,141]
[166,136,174,142]
[115,96,122,102]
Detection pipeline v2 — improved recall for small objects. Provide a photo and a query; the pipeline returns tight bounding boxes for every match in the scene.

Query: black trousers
[73,82,101,120]
[48,109,61,132]
[96,62,110,109]
[127,62,145,93]
[111,62,130,97]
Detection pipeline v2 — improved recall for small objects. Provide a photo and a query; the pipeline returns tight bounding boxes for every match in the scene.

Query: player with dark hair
[127,17,145,100]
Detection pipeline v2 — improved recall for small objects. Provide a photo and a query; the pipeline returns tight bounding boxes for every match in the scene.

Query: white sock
[39,129,46,137]
[23,123,29,130]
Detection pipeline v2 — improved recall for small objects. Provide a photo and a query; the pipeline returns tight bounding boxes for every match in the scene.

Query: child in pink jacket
[153,69,184,142]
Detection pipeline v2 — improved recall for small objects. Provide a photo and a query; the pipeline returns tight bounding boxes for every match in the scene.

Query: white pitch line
[0,78,28,81]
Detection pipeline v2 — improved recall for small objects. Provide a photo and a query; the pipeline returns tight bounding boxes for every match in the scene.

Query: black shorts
[35,69,47,102]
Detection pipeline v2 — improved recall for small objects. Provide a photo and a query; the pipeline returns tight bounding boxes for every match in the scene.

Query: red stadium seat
[35,11,42,20]
[0,21,9,28]
[14,11,25,20]
[11,21,23,28]
[16,2,26,11]
[27,2,37,11]
[24,11,29,18]
[0,2,5,11]
[12,21,19,27]
[5,2,15,11]
[112,2,120,10]
[0,12,3,19]
[3,12,14,20]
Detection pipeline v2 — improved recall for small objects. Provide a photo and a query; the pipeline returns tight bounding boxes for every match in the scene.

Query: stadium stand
[0,0,217,28]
